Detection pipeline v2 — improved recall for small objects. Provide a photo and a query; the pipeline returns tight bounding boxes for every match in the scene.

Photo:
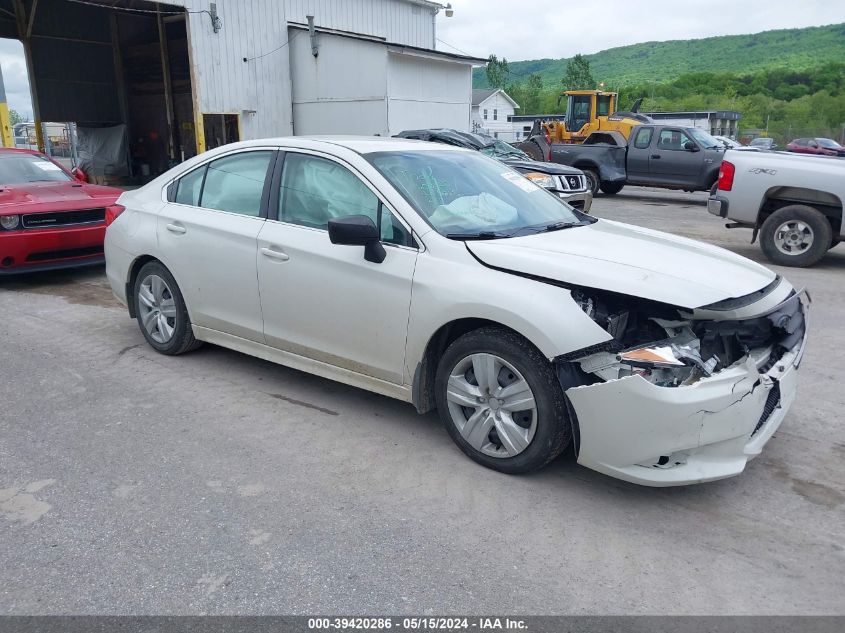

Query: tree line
[486,54,845,142]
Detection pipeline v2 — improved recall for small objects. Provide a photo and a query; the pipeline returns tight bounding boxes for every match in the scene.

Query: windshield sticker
[500,171,541,193]
[34,161,62,171]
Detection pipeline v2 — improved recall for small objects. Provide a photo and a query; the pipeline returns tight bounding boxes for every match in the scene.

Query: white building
[644,111,743,138]
[2,0,483,178]
[471,89,521,141]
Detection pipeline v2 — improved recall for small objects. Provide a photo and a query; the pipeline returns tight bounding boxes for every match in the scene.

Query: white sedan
[105,137,808,486]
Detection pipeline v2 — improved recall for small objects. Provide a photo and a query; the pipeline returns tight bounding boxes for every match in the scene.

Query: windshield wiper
[445,230,513,240]
[531,220,589,234]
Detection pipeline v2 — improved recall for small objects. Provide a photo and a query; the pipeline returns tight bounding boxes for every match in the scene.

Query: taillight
[105,204,125,227]
[717,160,735,191]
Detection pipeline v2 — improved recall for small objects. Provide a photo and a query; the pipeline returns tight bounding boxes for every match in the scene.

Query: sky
[436,0,845,61]
[2,0,845,120]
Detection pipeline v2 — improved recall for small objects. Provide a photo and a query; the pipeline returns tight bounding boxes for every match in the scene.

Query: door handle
[166,223,186,234]
[260,246,290,262]
[650,154,661,159]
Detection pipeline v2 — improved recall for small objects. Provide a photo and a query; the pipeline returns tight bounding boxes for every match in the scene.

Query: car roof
[201,135,471,156]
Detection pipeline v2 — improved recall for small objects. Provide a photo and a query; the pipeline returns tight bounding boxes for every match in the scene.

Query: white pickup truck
[709,150,843,267]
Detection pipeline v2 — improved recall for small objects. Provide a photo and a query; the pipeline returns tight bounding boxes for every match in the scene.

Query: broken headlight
[570,289,719,387]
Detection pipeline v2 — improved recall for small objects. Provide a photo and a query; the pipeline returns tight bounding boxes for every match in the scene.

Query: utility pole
[0,64,14,147]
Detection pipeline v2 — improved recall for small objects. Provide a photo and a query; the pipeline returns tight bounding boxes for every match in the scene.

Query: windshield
[688,128,723,148]
[0,153,72,185]
[367,150,588,238]
[480,140,530,161]
[816,138,842,149]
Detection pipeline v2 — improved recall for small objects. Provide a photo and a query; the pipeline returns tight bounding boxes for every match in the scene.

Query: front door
[648,128,705,186]
[157,148,276,342]
[256,151,418,384]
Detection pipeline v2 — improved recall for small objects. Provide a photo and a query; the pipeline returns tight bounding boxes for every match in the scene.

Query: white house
[3,0,484,179]
[471,89,522,141]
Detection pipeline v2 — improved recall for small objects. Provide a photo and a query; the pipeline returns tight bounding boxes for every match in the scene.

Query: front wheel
[759,205,832,267]
[434,327,572,474]
[582,169,600,195]
[600,181,625,195]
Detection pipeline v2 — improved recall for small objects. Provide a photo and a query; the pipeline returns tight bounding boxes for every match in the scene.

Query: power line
[63,0,186,15]
[436,38,475,58]
[244,30,302,62]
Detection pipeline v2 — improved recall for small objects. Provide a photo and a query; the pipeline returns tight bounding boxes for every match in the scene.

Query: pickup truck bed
[709,149,844,267]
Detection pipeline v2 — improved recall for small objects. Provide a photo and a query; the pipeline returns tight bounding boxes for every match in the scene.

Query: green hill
[472,22,845,89]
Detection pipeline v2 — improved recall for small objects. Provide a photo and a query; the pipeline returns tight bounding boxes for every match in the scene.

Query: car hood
[465,219,776,309]
[0,181,122,212]
[501,158,583,176]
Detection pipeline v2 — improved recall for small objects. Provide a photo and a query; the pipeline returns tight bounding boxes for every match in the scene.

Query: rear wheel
[759,205,832,267]
[582,169,600,195]
[600,181,625,195]
[134,261,201,355]
[435,327,572,474]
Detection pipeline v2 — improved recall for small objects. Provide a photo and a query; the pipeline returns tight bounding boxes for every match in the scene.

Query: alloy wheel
[774,220,814,256]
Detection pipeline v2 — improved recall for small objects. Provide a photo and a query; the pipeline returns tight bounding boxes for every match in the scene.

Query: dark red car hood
[0,181,123,215]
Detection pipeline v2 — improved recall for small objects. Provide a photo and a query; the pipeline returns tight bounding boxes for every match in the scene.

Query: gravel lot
[1,187,843,615]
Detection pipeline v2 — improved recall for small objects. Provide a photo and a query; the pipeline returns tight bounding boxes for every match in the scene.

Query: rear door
[625,126,654,181]
[647,128,705,186]
[157,148,277,342]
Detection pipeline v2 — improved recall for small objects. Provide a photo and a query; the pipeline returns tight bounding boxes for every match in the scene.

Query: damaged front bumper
[564,290,809,487]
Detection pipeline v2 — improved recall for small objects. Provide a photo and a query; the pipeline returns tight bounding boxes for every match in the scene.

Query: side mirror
[328,215,386,264]
[683,140,699,152]
[71,167,88,183]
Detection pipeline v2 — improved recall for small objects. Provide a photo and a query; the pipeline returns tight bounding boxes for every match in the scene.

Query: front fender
[404,247,612,384]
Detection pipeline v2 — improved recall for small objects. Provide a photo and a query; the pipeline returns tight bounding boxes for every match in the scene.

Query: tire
[582,169,600,195]
[521,141,545,162]
[133,261,201,355]
[600,181,625,195]
[759,205,832,268]
[434,327,572,475]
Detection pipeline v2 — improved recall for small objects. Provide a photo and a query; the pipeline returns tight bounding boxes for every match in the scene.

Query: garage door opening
[0,0,199,185]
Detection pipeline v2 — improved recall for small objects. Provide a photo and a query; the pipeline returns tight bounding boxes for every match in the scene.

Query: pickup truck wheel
[760,205,832,267]
[600,181,624,195]
[582,169,600,195]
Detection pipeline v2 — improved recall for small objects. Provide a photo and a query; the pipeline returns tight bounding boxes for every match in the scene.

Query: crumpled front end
[560,279,809,486]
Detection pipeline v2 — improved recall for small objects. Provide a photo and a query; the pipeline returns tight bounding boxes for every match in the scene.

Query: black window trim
[268,149,418,250]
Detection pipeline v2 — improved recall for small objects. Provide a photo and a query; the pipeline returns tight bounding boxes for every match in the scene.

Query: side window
[657,129,693,151]
[483,109,488,120]
[633,127,653,149]
[278,153,411,246]
[200,151,274,217]
[493,109,498,121]
[174,165,206,205]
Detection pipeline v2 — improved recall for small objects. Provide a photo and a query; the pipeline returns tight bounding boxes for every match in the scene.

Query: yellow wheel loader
[541,90,651,144]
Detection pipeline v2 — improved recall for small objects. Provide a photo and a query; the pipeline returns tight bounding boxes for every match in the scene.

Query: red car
[786,137,845,157]
[0,148,124,274]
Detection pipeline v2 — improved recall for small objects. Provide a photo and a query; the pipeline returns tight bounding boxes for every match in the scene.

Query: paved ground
[1,187,843,615]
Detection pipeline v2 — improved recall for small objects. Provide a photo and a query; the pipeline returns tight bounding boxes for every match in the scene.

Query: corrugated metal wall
[178,0,437,137]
